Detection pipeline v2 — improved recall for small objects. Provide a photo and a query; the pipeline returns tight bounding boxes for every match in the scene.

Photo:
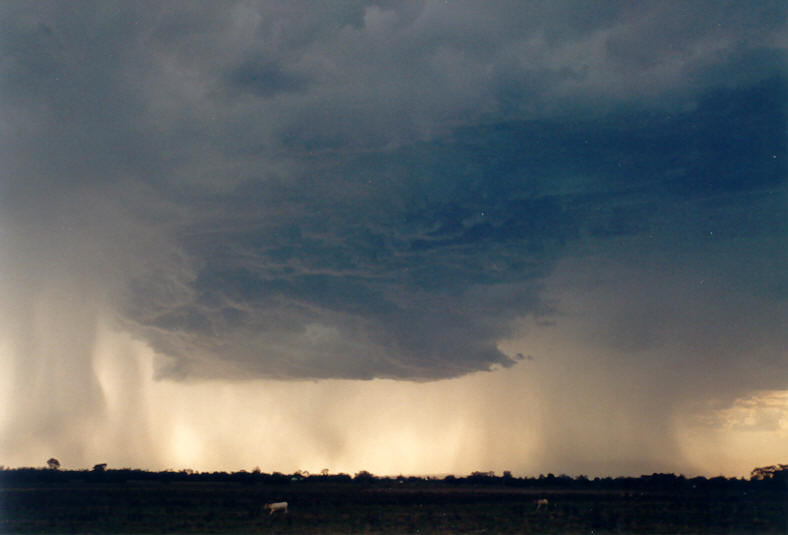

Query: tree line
[1,463,785,491]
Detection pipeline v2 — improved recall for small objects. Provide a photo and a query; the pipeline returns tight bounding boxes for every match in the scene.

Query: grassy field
[1,480,786,534]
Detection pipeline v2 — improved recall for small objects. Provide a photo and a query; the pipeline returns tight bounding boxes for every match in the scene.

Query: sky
[0,1,785,478]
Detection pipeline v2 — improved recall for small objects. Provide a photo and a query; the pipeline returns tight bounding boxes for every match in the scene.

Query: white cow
[264,501,288,515]
[535,498,549,510]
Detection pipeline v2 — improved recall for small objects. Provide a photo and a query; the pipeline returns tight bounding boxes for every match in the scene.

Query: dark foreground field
[1,480,785,534]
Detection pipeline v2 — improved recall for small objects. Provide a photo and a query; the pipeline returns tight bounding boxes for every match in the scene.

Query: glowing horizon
[2,313,784,480]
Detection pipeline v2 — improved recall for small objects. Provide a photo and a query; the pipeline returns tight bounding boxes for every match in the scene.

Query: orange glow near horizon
[1,321,784,479]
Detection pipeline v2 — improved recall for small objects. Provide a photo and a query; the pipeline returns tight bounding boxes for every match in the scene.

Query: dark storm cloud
[229,58,310,97]
[1,1,785,380]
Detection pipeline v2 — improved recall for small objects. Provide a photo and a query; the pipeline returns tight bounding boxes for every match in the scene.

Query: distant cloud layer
[1,1,785,381]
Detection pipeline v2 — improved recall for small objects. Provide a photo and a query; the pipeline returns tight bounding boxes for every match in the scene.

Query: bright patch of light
[694,391,788,435]
[676,390,788,477]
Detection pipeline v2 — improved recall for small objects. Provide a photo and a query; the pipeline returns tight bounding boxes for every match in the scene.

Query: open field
[1,480,785,534]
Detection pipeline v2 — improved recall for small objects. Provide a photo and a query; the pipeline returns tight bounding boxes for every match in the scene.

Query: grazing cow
[535,498,549,510]
[264,502,288,515]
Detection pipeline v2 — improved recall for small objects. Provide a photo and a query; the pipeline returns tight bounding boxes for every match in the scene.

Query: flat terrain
[2,479,786,534]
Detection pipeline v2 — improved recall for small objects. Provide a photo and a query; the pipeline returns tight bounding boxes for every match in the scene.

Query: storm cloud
[1,0,785,387]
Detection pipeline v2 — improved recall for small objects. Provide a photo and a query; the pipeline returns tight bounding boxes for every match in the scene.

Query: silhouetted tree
[354,470,376,484]
[93,463,107,472]
[46,458,60,470]
[751,464,788,480]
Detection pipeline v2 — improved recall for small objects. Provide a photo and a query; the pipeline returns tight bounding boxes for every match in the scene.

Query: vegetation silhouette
[1,464,785,534]
[2,463,785,491]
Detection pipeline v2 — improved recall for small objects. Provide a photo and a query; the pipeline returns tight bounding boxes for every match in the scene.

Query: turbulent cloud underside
[1,1,785,381]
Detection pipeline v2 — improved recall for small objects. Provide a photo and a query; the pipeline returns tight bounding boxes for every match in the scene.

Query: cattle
[535,498,549,510]
[264,502,288,515]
